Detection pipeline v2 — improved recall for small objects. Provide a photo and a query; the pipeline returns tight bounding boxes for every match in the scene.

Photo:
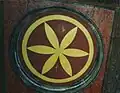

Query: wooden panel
[0,1,4,93]
[4,0,115,93]
[102,8,120,93]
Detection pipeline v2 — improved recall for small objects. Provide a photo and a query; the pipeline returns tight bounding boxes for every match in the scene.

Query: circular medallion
[10,7,103,92]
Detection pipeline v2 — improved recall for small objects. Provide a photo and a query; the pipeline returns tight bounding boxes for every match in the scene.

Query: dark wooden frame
[102,8,120,93]
[0,1,5,93]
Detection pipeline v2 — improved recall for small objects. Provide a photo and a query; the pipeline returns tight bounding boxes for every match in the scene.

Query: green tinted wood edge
[102,7,120,93]
[0,1,5,93]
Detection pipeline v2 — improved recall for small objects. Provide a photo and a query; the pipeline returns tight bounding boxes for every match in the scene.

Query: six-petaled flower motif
[28,23,89,76]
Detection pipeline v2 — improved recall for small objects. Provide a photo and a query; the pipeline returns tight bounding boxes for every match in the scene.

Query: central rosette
[55,48,64,56]
[28,22,88,76]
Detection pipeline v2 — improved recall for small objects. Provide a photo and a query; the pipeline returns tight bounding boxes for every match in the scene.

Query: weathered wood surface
[4,0,115,93]
[103,8,120,93]
[0,1,4,93]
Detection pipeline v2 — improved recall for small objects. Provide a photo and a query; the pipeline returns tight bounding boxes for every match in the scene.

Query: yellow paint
[28,45,55,54]
[63,49,88,57]
[42,54,58,74]
[44,23,59,48]
[22,15,94,83]
[60,27,77,49]
[27,23,85,76]
[59,54,72,76]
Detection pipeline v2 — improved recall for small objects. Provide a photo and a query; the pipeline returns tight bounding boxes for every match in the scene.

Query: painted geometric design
[28,23,88,76]
[22,15,95,83]
[9,7,104,93]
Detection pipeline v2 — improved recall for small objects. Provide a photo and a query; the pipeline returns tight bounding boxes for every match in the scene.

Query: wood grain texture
[77,5,114,93]
[4,1,36,93]
[102,8,120,93]
[4,0,115,93]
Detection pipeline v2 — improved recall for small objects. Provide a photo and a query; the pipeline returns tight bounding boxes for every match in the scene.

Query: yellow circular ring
[22,15,94,83]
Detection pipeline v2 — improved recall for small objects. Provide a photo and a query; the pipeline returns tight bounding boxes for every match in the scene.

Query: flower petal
[63,48,88,57]
[28,45,55,54]
[42,54,58,74]
[60,27,77,49]
[45,23,59,48]
[59,54,72,76]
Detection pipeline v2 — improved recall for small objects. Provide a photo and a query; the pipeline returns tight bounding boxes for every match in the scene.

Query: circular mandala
[10,7,103,93]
